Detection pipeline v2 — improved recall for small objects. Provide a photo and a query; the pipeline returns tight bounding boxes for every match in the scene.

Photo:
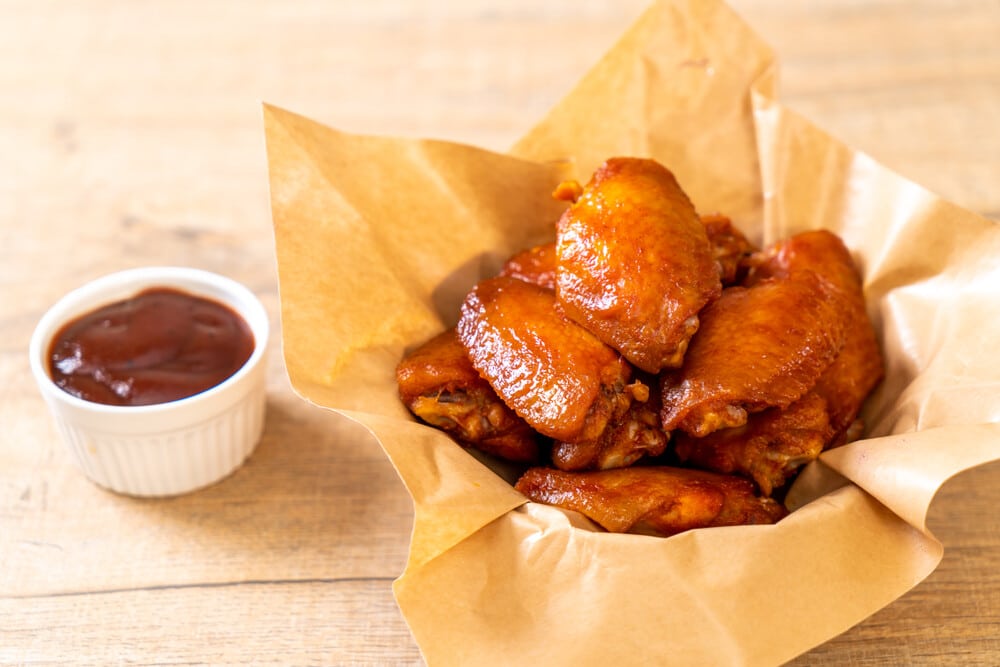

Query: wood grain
[0,581,421,665]
[2,1,999,664]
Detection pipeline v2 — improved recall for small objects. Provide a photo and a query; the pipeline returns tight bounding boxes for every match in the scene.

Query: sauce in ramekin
[48,287,254,406]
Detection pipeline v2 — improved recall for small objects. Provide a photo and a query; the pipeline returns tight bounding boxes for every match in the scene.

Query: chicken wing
[672,391,833,496]
[515,466,786,537]
[554,158,721,372]
[458,275,646,444]
[396,328,540,462]
[551,383,667,471]
[700,213,757,286]
[500,211,755,293]
[747,230,884,446]
[660,270,847,437]
[499,241,558,290]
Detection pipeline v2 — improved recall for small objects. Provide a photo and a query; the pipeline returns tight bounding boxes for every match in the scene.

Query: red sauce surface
[48,287,255,406]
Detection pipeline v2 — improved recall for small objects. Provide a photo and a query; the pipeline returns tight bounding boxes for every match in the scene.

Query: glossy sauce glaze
[48,287,255,406]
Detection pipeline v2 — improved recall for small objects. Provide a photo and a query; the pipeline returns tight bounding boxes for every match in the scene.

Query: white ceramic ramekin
[29,267,269,497]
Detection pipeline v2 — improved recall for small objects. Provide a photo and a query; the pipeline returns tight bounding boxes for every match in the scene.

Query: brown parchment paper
[263,1,1000,664]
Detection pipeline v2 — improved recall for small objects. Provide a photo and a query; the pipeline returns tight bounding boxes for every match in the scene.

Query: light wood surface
[2,1,999,664]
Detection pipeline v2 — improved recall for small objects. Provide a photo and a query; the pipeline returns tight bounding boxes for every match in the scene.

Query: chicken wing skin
[500,212,754,293]
[672,391,833,496]
[700,213,757,286]
[747,230,884,446]
[660,270,847,437]
[458,275,644,444]
[555,158,721,373]
[515,466,787,537]
[396,328,540,462]
[551,383,667,471]
[499,242,558,290]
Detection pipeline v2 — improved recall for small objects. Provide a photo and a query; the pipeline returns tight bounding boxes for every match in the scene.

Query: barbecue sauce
[48,287,254,406]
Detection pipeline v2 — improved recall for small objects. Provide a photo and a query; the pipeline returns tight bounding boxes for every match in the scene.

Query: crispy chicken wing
[660,270,847,437]
[458,275,646,444]
[551,383,667,471]
[672,391,833,496]
[396,328,540,462]
[747,230,884,446]
[554,158,721,372]
[515,466,786,537]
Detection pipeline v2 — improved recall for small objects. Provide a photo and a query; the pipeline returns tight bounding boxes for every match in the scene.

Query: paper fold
[821,424,1000,537]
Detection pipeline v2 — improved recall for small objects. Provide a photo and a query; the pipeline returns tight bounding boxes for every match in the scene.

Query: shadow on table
[119,390,414,581]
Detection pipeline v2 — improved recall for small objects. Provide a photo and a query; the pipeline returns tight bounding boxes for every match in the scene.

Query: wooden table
[2,1,999,664]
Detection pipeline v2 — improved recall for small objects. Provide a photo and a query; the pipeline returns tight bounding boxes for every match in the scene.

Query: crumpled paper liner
[263,0,1000,664]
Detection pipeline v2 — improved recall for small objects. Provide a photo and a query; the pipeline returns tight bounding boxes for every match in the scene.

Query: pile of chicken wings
[397,157,883,537]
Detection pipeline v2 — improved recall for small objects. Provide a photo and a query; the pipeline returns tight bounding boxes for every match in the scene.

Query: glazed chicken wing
[672,391,833,496]
[746,230,884,447]
[660,270,847,437]
[551,384,667,471]
[499,242,558,290]
[515,466,786,537]
[458,275,646,444]
[554,158,722,372]
[700,213,757,286]
[500,212,754,293]
[396,328,540,462]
